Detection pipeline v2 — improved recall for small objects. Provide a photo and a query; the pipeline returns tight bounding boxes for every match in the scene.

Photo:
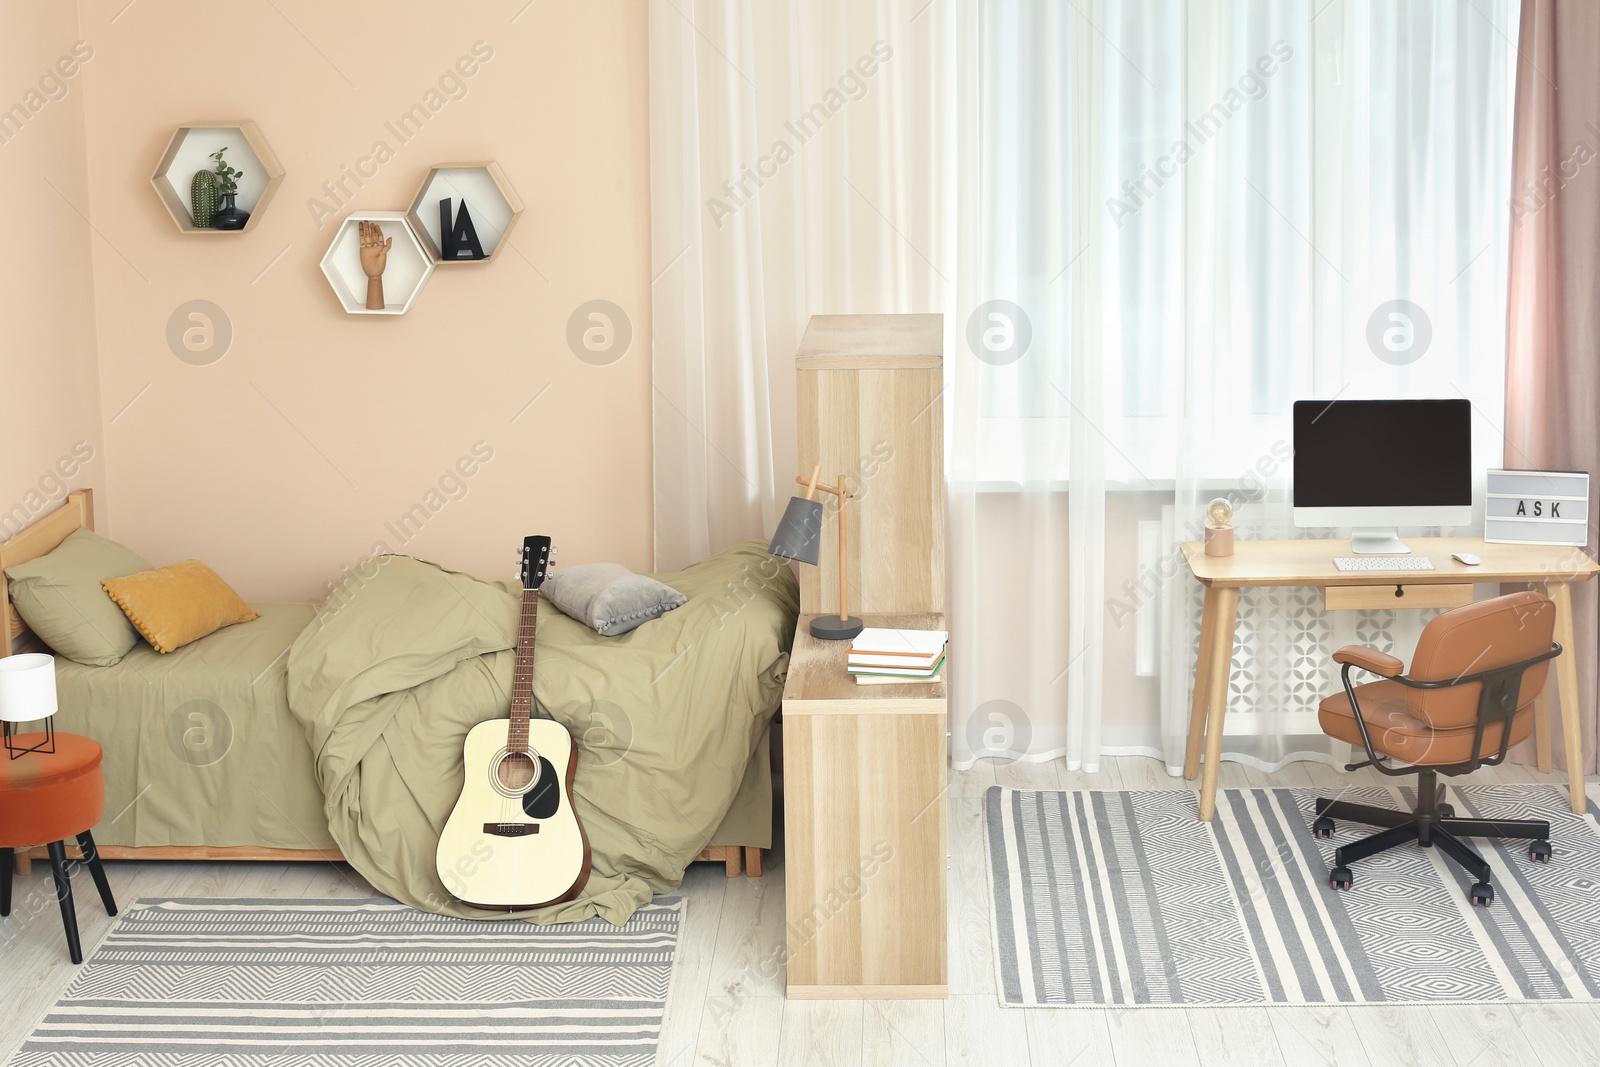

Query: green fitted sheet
[50,602,334,850]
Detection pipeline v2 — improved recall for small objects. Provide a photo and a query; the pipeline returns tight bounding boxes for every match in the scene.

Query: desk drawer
[1323,584,1475,611]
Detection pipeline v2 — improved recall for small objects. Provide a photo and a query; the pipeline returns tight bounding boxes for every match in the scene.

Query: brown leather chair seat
[1318,681,1533,767]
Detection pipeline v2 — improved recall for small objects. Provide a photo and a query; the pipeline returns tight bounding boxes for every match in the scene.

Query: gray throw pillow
[5,528,153,666]
[541,562,687,636]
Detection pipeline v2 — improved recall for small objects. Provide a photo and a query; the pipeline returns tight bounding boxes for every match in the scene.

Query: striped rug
[8,897,681,1066]
[986,784,1600,1007]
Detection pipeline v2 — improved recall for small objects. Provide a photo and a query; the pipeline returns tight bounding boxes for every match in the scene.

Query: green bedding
[51,602,334,850]
[285,540,798,924]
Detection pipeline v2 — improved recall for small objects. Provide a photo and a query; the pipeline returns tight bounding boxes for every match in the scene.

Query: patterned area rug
[986,784,1600,1007]
[8,897,681,1066]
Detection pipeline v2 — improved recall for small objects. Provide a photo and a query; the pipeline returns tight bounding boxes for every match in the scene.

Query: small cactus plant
[190,169,219,228]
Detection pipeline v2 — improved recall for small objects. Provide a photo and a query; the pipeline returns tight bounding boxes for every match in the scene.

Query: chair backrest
[1405,590,1555,730]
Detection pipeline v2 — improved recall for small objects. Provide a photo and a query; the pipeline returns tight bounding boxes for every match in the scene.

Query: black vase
[211,193,250,231]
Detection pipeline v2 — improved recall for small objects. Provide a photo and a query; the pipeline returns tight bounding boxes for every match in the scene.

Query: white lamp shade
[0,653,58,722]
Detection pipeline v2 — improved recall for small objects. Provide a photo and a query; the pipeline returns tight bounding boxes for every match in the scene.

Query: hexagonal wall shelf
[319,211,434,316]
[406,162,524,264]
[151,120,284,235]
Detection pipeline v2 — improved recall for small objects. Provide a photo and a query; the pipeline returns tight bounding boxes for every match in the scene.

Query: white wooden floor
[3,755,1598,1066]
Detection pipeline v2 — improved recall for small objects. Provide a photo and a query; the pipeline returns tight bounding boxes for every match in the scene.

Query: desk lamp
[1204,497,1235,557]
[0,653,58,759]
[769,465,864,640]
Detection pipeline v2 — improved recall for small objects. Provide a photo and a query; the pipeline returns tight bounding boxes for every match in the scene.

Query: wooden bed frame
[3,489,762,879]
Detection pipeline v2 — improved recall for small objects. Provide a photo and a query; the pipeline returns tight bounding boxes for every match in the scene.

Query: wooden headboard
[0,489,94,657]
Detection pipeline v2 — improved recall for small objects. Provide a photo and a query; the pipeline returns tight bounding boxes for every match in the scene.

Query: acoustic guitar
[435,535,591,910]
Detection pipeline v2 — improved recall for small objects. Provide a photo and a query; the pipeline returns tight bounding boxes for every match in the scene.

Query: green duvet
[285,540,797,924]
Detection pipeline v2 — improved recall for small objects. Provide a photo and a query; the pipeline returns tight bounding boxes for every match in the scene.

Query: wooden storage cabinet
[782,613,947,998]
[783,314,947,998]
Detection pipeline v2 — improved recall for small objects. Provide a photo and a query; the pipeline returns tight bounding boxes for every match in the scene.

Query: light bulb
[1206,497,1233,529]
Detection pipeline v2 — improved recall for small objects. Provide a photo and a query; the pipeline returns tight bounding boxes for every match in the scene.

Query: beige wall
[60,0,653,600]
[0,6,104,541]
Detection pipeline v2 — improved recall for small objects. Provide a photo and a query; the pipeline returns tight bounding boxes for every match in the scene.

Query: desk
[1181,537,1598,821]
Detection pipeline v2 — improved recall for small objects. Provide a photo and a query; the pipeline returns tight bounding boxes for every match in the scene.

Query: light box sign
[1484,469,1589,546]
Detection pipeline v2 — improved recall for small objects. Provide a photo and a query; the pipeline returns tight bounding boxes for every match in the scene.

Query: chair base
[1311,769,1551,906]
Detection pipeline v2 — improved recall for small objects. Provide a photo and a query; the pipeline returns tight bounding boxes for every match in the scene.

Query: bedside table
[782,612,947,999]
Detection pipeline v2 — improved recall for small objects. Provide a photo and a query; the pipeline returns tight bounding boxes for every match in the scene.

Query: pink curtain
[1505,0,1600,775]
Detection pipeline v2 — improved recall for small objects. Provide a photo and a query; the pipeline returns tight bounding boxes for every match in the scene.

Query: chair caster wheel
[1329,866,1353,891]
[1529,840,1553,863]
[1469,882,1494,907]
[1438,803,1456,819]
[1312,816,1335,840]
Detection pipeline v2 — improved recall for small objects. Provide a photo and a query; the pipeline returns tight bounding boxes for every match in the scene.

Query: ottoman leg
[76,832,117,916]
[2,847,11,917]
[47,841,82,965]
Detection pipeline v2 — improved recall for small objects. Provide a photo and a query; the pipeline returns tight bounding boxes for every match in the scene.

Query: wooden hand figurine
[359,220,393,311]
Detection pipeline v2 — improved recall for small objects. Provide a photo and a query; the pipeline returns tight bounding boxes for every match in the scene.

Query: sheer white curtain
[950,0,1519,772]
[1148,1,1521,771]
[651,1,1520,775]
[649,0,947,571]
[946,3,1090,770]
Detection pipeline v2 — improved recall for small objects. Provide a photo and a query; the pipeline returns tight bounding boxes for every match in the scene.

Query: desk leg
[1197,586,1240,822]
[1183,587,1220,780]
[1546,581,1587,814]
[1530,578,1555,772]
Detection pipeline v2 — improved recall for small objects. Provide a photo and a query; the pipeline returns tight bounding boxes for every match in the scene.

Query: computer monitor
[1292,399,1473,554]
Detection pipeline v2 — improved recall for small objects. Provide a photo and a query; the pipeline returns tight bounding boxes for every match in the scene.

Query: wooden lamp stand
[784,466,864,641]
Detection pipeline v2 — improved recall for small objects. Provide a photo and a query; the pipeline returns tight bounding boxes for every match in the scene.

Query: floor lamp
[769,465,864,640]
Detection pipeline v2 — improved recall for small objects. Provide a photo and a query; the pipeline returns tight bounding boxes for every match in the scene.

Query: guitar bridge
[483,822,539,837]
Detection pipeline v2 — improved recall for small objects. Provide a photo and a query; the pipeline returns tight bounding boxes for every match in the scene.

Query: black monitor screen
[1292,399,1472,508]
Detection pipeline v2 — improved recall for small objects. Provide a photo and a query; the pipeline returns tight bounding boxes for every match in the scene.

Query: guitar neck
[508,587,540,753]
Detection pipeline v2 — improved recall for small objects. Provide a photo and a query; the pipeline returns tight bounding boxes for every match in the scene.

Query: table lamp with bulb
[1204,497,1235,557]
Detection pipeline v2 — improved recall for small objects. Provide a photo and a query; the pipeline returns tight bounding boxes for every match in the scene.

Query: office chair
[1312,590,1561,906]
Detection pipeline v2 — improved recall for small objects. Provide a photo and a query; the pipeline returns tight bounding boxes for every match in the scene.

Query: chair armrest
[1333,645,1404,677]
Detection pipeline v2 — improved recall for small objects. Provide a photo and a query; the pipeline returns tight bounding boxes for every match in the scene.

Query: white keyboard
[1332,556,1435,572]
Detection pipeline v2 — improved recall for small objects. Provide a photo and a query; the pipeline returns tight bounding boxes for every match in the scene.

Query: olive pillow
[102,560,260,654]
[541,562,687,637]
[4,528,152,666]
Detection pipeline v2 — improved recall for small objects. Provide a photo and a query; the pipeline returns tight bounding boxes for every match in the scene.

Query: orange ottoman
[0,732,118,964]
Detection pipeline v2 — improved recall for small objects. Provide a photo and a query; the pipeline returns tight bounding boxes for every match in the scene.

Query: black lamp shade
[768,496,824,565]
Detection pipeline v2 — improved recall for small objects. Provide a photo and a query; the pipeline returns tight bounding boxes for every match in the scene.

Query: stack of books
[847,627,947,685]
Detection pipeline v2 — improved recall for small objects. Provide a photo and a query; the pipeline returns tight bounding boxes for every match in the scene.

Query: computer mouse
[1452,552,1481,566]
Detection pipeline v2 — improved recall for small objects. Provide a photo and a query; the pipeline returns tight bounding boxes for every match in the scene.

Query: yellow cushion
[101,560,260,654]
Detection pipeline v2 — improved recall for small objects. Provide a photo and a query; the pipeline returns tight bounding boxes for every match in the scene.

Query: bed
[2,491,792,894]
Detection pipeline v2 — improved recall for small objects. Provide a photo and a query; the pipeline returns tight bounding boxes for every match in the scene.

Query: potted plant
[208,147,250,230]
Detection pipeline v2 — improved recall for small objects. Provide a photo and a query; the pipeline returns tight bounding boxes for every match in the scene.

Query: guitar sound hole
[497,752,538,791]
